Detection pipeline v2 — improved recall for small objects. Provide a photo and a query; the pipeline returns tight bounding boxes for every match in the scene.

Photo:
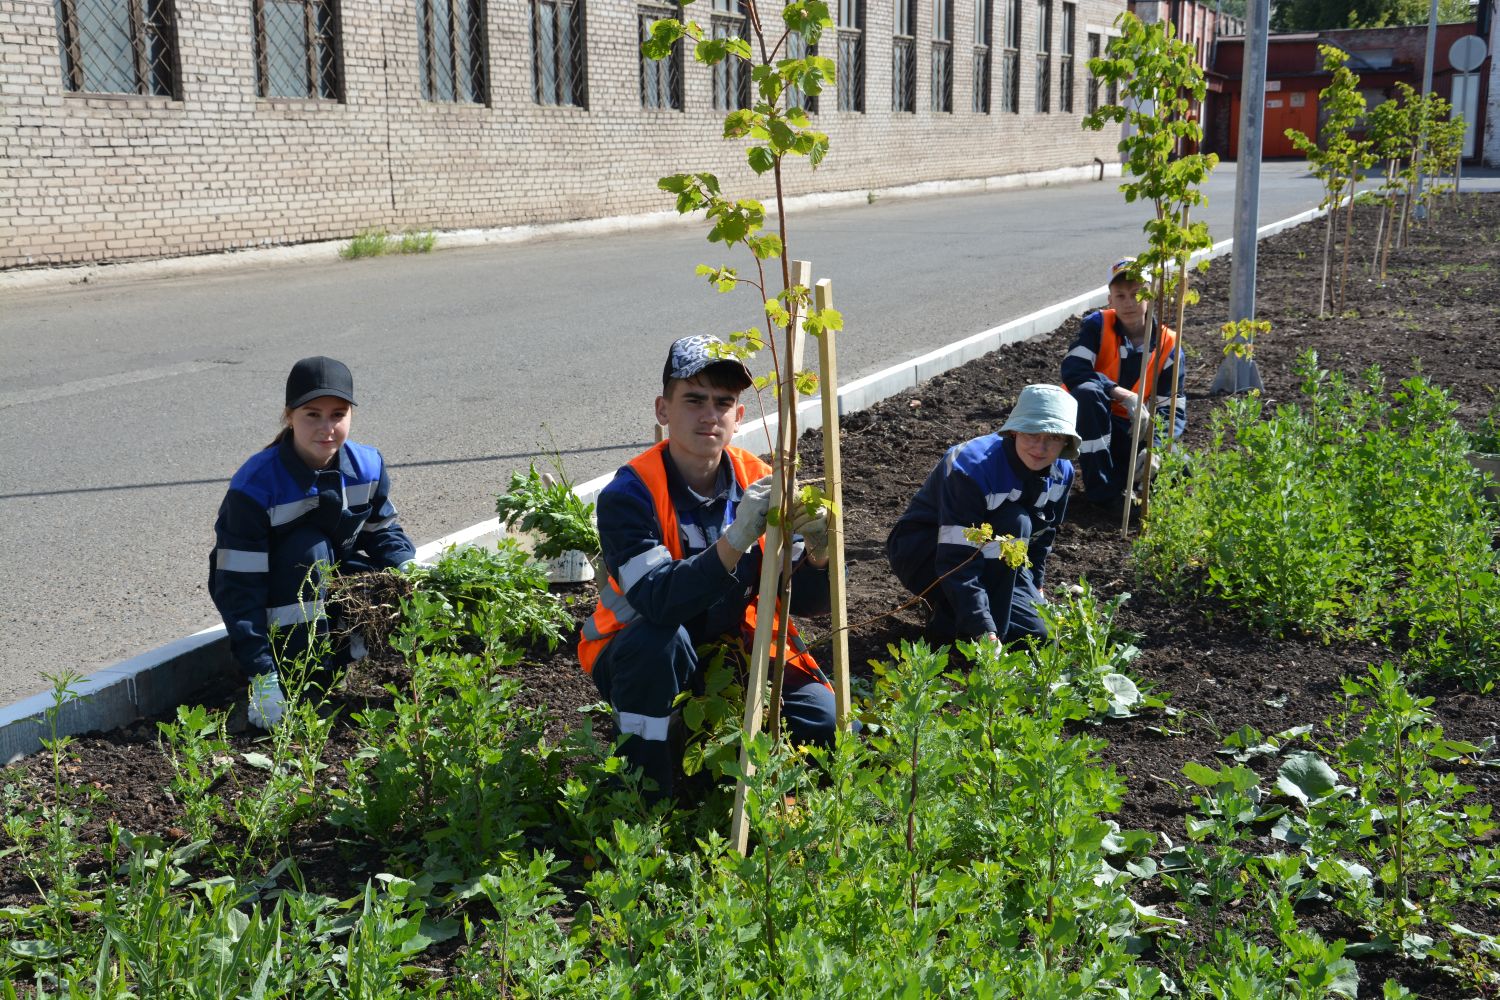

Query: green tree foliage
[1271,0,1471,32]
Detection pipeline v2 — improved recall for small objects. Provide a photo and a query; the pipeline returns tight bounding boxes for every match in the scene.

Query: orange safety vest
[1091,309,1178,422]
[578,441,829,690]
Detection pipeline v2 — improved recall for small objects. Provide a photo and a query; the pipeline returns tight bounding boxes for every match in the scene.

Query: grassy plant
[340,227,392,259]
[396,229,436,254]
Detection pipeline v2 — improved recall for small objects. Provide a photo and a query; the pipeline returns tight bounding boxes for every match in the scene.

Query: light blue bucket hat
[999,384,1082,460]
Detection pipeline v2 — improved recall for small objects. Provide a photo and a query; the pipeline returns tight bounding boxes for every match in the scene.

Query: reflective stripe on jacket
[579,440,827,689]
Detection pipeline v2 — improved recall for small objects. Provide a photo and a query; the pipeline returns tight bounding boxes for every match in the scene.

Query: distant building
[1210,22,1493,162]
[1128,0,1245,153]
[2,0,1133,269]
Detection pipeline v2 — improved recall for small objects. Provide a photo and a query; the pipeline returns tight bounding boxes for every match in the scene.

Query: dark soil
[5,194,1499,997]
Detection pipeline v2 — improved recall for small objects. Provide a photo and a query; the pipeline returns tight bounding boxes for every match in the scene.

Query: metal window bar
[892,0,914,112]
[255,0,340,98]
[1086,31,1099,113]
[787,31,818,114]
[710,7,749,111]
[972,43,989,112]
[639,7,681,109]
[533,0,584,106]
[835,0,863,111]
[1059,1,1072,111]
[972,0,990,113]
[931,0,951,112]
[1034,0,1049,113]
[55,0,176,95]
[931,40,950,111]
[836,28,863,110]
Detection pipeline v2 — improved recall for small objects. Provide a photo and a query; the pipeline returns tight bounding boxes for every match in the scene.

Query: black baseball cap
[286,356,357,409]
[662,335,753,393]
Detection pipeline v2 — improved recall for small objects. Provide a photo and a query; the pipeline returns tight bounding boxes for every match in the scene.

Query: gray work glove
[248,670,287,730]
[723,475,775,553]
[1134,447,1161,482]
[791,504,830,560]
[1116,389,1141,422]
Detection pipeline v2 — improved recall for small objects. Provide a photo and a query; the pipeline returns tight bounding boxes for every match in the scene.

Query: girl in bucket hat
[208,357,416,729]
[885,384,1078,645]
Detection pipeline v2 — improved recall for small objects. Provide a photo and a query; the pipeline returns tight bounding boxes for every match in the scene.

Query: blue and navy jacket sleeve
[932,446,1005,637]
[348,448,416,569]
[597,469,741,628]
[209,453,278,680]
[1061,311,1113,393]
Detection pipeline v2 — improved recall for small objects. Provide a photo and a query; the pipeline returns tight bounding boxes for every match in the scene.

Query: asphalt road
[0,161,1382,705]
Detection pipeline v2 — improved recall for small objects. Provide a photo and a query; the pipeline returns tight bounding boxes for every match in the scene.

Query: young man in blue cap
[1061,257,1187,510]
[886,384,1080,645]
[579,335,835,801]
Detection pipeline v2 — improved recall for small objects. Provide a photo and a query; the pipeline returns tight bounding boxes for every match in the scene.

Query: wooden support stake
[815,278,852,731]
[730,260,811,855]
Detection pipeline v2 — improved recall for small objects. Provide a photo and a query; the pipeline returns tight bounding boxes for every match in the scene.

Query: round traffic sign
[1449,35,1487,74]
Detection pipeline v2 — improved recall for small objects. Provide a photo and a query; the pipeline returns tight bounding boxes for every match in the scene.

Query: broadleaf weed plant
[155,703,233,844]
[1136,352,1500,686]
[1305,662,1500,947]
[0,672,99,979]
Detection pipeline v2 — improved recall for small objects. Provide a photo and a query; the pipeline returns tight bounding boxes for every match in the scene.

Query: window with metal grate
[253,0,341,100]
[1059,1,1074,112]
[972,0,991,113]
[421,0,487,103]
[931,0,952,112]
[1000,0,1019,113]
[639,4,683,109]
[836,0,863,112]
[892,0,916,112]
[787,28,819,115]
[532,0,585,107]
[710,0,749,111]
[55,0,178,96]
[1034,0,1050,113]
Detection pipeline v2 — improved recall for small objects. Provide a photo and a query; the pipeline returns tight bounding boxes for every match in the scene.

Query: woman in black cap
[209,356,415,728]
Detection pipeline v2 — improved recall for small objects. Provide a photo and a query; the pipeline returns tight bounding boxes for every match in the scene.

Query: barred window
[892,0,916,113]
[931,0,951,112]
[1034,0,1050,113]
[639,4,682,109]
[1085,30,1099,113]
[55,0,177,95]
[972,0,991,113]
[1059,1,1073,112]
[1106,60,1117,106]
[254,0,341,99]
[419,0,485,103]
[787,28,818,114]
[532,0,584,106]
[836,0,864,112]
[1000,0,1019,113]
[710,0,749,111]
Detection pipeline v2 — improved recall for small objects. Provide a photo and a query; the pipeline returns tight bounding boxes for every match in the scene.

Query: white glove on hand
[248,671,287,730]
[1116,390,1141,421]
[791,505,830,560]
[723,475,776,553]
[1133,448,1161,482]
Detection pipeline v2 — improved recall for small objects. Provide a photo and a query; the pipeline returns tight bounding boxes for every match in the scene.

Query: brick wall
[2,0,1127,268]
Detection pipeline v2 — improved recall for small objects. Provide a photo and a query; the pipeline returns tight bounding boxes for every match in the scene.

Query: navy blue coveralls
[886,434,1072,643]
[590,447,836,797]
[209,435,415,682]
[1061,309,1188,503]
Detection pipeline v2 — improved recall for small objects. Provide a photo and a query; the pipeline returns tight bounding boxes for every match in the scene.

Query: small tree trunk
[1337,182,1357,313]
[1318,198,1335,318]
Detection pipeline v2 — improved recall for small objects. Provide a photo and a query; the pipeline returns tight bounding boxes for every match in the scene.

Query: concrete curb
[0,201,1321,763]
[0,162,1120,295]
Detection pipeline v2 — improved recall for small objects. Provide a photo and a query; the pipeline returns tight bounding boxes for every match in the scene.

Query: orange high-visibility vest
[1092,309,1178,422]
[578,440,829,690]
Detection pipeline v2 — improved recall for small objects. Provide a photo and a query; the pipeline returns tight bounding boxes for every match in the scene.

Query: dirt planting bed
[4,195,1499,995]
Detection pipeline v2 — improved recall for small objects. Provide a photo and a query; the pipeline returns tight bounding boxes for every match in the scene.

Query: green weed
[340,228,391,259]
[396,229,436,254]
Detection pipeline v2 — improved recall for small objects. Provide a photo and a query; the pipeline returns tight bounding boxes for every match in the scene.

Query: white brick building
[1,0,1128,268]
